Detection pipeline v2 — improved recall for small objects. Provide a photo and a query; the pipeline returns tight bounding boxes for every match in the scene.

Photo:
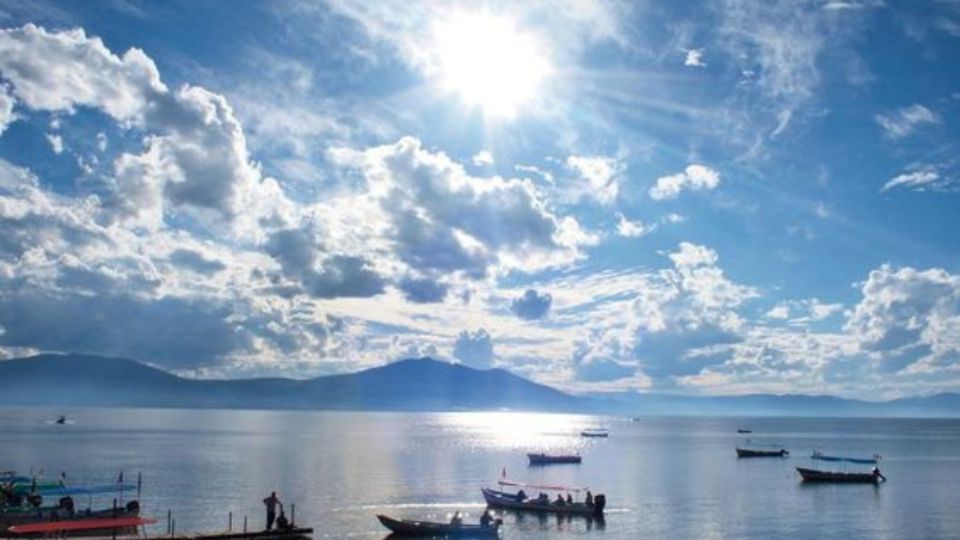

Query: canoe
[736,447,788,458]
[376,514,499,537]
[796,467,885,484]
[580,429,608,438]
[8,516,156,535]
[481,488,605,517]
[527,453,581,465]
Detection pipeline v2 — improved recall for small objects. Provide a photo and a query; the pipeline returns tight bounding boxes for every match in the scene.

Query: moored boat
[527,453,581,465]
[796,466,886,484]
[811,450,880,464]
[6,516,156,538]
[737,429,752,434]
[736,447,788,458]
[580,428,608,438]
[376,514,499,537]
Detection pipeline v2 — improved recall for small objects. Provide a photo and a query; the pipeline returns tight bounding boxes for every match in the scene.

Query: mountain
[0,354,586,412]
[1,354,957,416]
[593,391,960,417]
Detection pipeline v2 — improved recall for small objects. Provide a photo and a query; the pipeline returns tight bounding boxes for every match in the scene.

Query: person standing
[263,491,281,530]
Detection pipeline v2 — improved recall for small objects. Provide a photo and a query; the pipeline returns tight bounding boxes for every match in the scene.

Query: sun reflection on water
[435,411,602,452]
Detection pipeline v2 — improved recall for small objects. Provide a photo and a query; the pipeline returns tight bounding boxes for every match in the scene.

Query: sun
[431,12,551,119]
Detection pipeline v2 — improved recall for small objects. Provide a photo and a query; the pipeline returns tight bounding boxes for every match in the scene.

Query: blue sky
[0,0,958,398]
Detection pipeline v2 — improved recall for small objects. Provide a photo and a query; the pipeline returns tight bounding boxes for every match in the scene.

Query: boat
[736,447,788,458]
[376,514,499,537]
[796,466,886,484]
[6,516,156,537]
[737,429,752,434]
[56,415,67,425]
[580,428,608,438]
[527,453,581,465]
[481,478,605,517]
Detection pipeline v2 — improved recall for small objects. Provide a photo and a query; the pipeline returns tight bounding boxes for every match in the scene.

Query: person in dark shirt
[263,492,281,530]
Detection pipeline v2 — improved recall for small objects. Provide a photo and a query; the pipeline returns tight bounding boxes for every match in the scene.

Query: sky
[0,0,958,399]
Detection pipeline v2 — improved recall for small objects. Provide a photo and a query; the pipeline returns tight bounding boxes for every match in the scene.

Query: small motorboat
[56,415,67,425]
[527,453,582,465]
[376,514,500,537]
[580,428,608,438]
[736,447,788,458]
[796,466,886,484]
[737,429,752,434]
[482,487,605,517]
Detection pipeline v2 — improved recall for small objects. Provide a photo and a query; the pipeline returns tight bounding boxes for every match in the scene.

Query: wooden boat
[580,428,608,438]
[376,514,499,537]
[481,488,605,517]
[527,453,581,465]
[796,467,886,484]
[5,515,154,537]
[1,502,141,530]
[736,447,788,458]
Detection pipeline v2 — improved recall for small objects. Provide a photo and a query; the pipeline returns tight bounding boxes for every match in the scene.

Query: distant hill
[594,390,960,418]
[0,354,586,412]
[0,354,957,416]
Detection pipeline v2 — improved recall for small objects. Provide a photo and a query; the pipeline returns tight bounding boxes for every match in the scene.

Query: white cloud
[881,166,944,192]
[649,164,720,200]
[45,133,63,154]
[683,48,706,67]
[472,150,494,166]
[566,155,621,205]
[875,104,939,139]
[616,212,653,237]
[0,84,14,135]
[766,305,790,319]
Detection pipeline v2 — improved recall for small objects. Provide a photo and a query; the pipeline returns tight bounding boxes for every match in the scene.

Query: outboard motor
[126,500,140,513]
[593,494,606,516]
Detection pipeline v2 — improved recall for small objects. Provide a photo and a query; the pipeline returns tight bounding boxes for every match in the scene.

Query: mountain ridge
[0,354,957,416]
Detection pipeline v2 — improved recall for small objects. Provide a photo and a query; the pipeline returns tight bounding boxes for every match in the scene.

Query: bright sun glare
[432,12,551,119]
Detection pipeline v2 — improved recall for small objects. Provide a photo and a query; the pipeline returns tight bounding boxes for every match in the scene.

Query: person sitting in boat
[275,508,291,530]
[585,490,593,507]
[27,493,42,509]
[449,511,462,528]
[59,495,75,514]
[516,489,527,502]
[554,494,565,506]
[566,494,573,504]
[537,492,549,502]
[872,467,886,481]
[480,511,492,528]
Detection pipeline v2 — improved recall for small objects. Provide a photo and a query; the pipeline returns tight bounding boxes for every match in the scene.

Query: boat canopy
[811,451,880,464]
[35,484,137,496]
[498,479,587,492]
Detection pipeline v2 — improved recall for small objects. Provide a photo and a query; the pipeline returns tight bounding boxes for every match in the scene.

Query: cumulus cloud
[0,84,15,135]
[649,164,720,200]
[330,137,590,278]
[845,265,960,373]
[566,155,621,205]
[683,48,706,67]
[45,133,63,154]
[168,249,226,274]
[616,213,653,237]
[453,328,494,369]
[510,289,552,320]
[875,104,939,139]
[472,150,494,166]
[0,24,288,234]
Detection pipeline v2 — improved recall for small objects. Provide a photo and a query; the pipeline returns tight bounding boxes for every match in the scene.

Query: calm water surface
[1,408,959,539]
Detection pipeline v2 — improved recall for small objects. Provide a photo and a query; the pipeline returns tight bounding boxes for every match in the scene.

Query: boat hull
[736,448,788,458]
[796,467,882,484]
[376,515,498,537]
[481,489,603,517]
[527,454,581,465]
[1,504,141,537]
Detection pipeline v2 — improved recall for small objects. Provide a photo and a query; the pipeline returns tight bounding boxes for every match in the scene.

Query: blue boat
[811,450,880,465]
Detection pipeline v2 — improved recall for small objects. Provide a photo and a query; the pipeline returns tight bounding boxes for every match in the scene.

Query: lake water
[1,408,959,539]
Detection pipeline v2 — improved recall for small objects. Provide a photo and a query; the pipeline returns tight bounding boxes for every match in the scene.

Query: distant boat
[527,453,582,465]
[56,415,67,424]
[736,447,788,458]
[580,428,608,438]
[376,514,499,537]
[737,429,752,434]
[796,466,886,484]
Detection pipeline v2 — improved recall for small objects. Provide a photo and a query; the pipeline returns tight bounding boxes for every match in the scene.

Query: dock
[157,528,313,540]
